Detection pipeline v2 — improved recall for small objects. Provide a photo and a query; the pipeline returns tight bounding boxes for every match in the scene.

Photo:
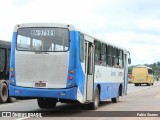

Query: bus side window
[94,40,101,65]
[107,46,113,67]
[7,49,10,74]
[119,50,124,68]
[114,48,119,68]
[80,34,85,62]
[101,43,107,66]
[106,45,108,65]
[0,49,5,73]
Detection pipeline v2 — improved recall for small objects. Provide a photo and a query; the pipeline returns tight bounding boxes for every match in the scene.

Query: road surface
[0,81,160,120]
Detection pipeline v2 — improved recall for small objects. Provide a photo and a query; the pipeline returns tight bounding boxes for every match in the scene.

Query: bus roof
[13,23,75,31]
[13,23,129,53]
[134,65,153,70]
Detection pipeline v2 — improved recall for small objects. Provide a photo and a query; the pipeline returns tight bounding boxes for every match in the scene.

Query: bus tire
[37,98,46,108]
[89,87,100,110]
[37,98,57,108]
[147,82,151,86]
[0,82,8,103]
[111,89,120,103]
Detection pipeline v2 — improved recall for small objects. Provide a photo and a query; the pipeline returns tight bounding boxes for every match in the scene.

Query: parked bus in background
[0,40,15,103]
[132,66,154,86]
[9,23,131,110]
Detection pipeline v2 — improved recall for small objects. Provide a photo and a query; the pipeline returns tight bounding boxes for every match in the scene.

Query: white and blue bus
[9,23,131,110]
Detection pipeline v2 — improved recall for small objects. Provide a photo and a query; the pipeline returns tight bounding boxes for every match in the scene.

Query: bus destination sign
[31,30,55,36]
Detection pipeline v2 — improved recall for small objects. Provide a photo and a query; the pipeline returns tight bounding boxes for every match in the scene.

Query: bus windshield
[16,27,69,52]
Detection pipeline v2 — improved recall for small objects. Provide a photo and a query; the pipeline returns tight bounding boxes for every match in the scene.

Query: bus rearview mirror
[128,58,131,64]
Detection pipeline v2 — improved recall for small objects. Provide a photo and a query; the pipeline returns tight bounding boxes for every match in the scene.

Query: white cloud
[0,0,108,40]
[135,19,160,30]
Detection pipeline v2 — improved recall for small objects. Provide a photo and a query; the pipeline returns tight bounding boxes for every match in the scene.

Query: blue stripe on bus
[9,85,77,100]
[75,31,85,96]
[66,31,76,88]
[67,31,85,96]
[9,32,17,85]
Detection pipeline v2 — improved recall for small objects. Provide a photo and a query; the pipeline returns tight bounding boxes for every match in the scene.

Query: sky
[0,0,160,65]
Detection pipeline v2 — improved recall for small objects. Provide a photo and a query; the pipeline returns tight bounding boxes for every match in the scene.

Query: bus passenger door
[85,42,94,101]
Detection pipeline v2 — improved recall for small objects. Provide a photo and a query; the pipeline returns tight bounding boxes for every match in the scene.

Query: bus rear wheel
[89,87,100,110]
[147,83,151,86]
[0,82,8,103]
[37,98,57,109]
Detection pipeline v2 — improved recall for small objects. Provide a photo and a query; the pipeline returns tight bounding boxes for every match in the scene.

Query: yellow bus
[132,66,154,86]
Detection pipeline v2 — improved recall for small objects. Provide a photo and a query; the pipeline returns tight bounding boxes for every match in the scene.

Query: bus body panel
[94,66,124,83]
[94,65,125,100]
[10,32,18,86]
[15,51,69,88]
[94,82,123,100]
[72,31,85,96]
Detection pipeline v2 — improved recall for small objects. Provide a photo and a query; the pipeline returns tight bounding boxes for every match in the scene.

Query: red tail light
[70,70,74,74]
[11,74,14,78]
[69,76,73,80]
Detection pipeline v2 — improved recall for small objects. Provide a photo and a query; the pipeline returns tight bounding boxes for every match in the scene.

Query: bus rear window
[17,28,69,52]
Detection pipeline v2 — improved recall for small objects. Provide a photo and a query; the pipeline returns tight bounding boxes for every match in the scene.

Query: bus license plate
[35,82,46,87]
